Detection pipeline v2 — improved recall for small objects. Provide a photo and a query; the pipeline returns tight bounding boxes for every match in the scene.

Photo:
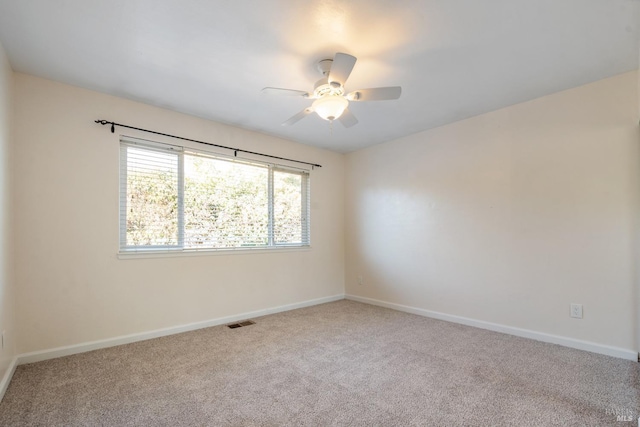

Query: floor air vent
[227,320,255,329]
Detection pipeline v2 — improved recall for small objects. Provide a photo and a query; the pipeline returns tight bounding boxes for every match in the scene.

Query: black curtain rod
[94,120,322,169]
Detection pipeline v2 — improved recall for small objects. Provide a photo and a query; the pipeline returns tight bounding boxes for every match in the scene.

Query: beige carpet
[0,300,638,426]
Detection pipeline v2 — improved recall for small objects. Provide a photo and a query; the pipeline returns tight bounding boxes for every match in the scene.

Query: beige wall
[0,42,15,376]
[8,69,640,357]
[13,74,345,353]
[346,71,639,352]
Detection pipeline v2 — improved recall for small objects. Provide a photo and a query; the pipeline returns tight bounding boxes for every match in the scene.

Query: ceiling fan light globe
[312,95,348,121]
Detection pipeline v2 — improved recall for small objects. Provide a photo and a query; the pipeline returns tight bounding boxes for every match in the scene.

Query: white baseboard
[346,294,638,361]
[17,294,345,366]
[0,356,18,402]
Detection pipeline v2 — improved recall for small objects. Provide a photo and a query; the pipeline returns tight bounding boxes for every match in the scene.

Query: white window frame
[119,137,311,254]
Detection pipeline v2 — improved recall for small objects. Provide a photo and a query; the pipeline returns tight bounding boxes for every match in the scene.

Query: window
[119,138,310,252]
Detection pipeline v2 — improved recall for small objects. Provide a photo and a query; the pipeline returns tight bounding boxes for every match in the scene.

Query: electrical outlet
[570,303,583,319]
[357,275,363,285]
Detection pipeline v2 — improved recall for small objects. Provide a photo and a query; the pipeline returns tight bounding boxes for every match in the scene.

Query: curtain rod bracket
[94,119,322,168]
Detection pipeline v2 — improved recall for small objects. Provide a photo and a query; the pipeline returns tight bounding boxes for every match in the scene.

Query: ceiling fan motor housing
[314,58,345,99]
[314,77,344,98]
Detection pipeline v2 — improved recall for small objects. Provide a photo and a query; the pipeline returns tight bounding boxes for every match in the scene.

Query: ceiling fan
[262,53,401,128]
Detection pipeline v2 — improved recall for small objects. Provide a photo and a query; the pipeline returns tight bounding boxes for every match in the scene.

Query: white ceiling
[0,0,637,152]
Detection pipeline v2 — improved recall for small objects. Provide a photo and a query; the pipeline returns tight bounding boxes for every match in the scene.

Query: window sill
[117,246,312,260]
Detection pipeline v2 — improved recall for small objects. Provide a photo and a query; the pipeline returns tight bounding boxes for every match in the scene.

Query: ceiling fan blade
[328,53,357,87]
[262,87,310,97]
[282,108,314,126]
[338,108,358,128]
[347,86,402,102]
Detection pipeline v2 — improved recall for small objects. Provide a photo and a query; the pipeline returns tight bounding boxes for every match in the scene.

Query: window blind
[119,138,310,252]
